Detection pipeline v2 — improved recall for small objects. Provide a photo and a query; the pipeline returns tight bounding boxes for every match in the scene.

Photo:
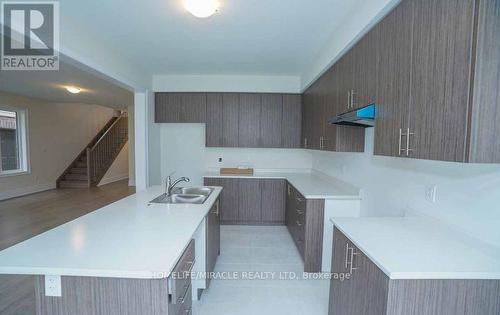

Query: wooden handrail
[87,115,128,186]
[90,114,126,151]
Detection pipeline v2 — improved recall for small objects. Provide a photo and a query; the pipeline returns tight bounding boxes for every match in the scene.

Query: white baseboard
[0,183,56,201]
[128,179,136,186]
[98,174,129,187]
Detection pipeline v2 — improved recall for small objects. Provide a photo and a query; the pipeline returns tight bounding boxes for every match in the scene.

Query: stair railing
[86,115,128,187]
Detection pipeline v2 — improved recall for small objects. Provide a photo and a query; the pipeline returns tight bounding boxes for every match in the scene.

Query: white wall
[157,124,312,186]
[0,91,129,199]
[312,128,500,249]
[153,75,301,93]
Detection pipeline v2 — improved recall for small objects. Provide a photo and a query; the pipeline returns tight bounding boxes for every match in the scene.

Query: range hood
[329,104,376,127]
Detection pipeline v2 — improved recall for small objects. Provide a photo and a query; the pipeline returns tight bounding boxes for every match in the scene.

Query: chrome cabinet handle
[296,209,304,215]
[398,129,405,155]
[349,246,358,274]
[344,243,350,269]
[350,89,356,109]
[287,185,291,196]
[296,197,304,203]
[296,220,303,227]
[304,138,308,148]
[406,128,415,156]
[347,91,351,109]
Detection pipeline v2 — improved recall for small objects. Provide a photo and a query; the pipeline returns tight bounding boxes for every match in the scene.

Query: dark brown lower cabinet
[206,198,220,289]
[34,240,196,315]
[285,183,325,273]
[329,228,500,315]
[203,177,285,225]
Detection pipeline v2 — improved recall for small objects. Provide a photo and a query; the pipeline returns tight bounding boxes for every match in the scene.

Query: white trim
[0,106,30,176]
[128,179,136,186]
[0,183,56,201]
[97,174,129,187]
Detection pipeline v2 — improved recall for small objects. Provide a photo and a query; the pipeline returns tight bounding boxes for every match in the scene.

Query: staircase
[57,114,128,188]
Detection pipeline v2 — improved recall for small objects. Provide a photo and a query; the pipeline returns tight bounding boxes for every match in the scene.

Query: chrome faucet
[165,173,190,196]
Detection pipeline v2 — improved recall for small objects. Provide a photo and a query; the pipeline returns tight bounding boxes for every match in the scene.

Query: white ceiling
[60,0,365,77]
[0,56,134,109]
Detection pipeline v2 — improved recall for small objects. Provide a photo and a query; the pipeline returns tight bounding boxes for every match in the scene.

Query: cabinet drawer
[170,240,195,305]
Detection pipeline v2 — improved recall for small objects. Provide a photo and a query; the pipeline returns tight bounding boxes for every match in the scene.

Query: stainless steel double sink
[149,187,214,205]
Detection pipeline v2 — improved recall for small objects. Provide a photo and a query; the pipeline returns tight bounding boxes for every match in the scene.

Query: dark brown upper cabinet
[301,62,365,153]
[372,0,500,163]
[221,93,239,147]
[282,94,302,148]
[374,0,413,158]
[352,27,378,109]
[260,94,283,148]
[206,93,223,147]
[407,0,476,162]
[155,93,206,123]
[238,93,262,147]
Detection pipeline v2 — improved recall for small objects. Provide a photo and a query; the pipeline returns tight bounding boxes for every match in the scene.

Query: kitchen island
[0,185,222,315]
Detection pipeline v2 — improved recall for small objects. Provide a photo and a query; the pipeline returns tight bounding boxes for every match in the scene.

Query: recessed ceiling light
[66,86,82,94]
[184,0,219,18]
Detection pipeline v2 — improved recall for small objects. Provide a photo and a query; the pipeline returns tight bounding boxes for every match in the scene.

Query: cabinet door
[204,178,239,224]
[352,28,378,109]
[238,179,262,224]
[282,94,302,148]
[206,199,220,288]
[408,0,475,162]
[301,91,314,149]
[155,93,181,122]
[206,93,223,147]
[468,0,500,163]
[260,179,285,224]
[238,94,261,147]
[374,0,413,157]
[336,52,354,114]
[322,67,338,151]
[222,93,239,147]
[180,93,206,123]
[260,94,283,147]
[328,229,389,315]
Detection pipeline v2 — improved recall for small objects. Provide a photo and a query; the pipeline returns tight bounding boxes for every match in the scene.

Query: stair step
[59,180,89,188]
[65,173,88,181]
[70,167,87,174]
[75,161,87,168]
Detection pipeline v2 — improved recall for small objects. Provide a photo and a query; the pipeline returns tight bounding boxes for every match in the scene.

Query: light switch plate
[45,275,62,297]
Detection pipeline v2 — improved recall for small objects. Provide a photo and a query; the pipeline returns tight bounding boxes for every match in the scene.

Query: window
[0,108,29,176]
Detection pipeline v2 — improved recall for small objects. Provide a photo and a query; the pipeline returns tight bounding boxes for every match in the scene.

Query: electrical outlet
[45,275,62,297]
[218,157,222,163]
[425,185,438,203]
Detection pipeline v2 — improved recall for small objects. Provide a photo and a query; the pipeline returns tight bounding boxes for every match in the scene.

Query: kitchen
[0,0,500,314]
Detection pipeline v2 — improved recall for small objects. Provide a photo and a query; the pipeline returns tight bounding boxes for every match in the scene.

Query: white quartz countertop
[204,170,360,200]
[331,216,500,280]
[0,186,222,279]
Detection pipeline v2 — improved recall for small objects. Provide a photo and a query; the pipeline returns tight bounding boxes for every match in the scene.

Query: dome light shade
[66,86,82,94]
[184,0,219,18]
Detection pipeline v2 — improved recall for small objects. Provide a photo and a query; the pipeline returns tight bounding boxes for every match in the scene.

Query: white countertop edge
[330,218,500,280]
[0,267,169,279]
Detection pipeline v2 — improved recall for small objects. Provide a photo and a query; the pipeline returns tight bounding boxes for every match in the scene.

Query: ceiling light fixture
[66,86,82,94]
[184,0,219,18]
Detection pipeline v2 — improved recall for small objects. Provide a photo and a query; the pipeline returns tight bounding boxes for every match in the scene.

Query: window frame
[0,106,30,177]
